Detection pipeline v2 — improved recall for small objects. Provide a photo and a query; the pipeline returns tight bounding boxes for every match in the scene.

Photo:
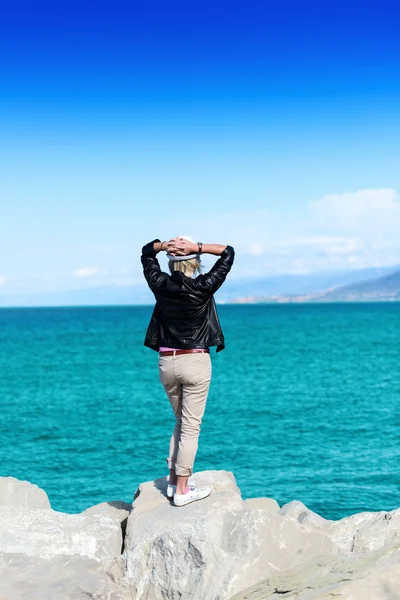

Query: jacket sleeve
[141,239,167,292]
[196,245,235,295]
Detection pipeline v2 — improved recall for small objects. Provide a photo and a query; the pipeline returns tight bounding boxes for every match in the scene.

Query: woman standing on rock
[141,236,235,507]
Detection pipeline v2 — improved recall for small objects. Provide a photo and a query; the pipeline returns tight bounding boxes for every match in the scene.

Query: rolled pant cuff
[175,464,193,477]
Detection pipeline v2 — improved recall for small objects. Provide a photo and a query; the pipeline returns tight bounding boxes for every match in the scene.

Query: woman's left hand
[168,237,198,256]
[165,239,180,255]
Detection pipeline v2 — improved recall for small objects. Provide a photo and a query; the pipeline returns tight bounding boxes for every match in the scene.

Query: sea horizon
[1,298,400,309]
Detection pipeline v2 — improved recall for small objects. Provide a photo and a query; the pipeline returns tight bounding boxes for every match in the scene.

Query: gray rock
[84,500,132,537]
[122,470,338,600]
[321,508,400,553]
[230,540,400,600]
[84,500,132,521]
[0,476,51,509]
[244,497,280,512]
[0,505,123,561]
[280,499,400,554]
[279,500,330,528]
[231,502,400,599]
[0,552,130,600]
[0,488,129,599]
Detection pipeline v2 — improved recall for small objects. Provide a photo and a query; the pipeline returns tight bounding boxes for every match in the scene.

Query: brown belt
[159,349,210,356]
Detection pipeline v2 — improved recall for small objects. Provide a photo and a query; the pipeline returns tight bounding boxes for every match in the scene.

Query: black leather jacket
[141,239,235,352]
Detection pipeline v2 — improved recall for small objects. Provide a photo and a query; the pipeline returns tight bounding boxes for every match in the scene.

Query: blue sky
[1,0,399,299]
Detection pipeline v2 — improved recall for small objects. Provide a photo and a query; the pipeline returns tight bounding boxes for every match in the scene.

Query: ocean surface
[0,303,399,520]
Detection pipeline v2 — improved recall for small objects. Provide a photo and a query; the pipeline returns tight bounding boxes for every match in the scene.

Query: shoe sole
[173,491,211,507]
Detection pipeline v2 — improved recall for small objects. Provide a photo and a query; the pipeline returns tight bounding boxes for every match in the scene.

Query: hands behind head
[165,237,198,256]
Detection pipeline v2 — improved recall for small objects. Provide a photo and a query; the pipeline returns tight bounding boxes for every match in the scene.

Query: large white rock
[230,499,400,599]
[0,505,123,561]
[230,540,400,600]
[245,497,280,512]
[280,499,400,554]
[0,479,130,599]
[84,500,132,538]
[322,508,400,553]
[122,470,338,600]
[279,500,329,528]
[0,552,130,600]
[0,476,51,509]
[84,500,132,522]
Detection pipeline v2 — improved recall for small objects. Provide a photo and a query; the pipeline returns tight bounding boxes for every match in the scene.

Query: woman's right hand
[168,237,198,256]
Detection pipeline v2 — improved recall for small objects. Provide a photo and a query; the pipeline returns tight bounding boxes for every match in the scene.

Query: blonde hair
[168,257,202,277]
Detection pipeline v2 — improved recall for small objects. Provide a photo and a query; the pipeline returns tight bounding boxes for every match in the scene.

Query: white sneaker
[167,477,196,499]
[173,486,211,507]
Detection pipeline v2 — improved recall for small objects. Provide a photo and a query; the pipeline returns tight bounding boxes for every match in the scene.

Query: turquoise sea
[0,304,399,520]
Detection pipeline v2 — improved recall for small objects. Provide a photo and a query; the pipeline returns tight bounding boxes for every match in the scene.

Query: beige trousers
[159,352,212,477]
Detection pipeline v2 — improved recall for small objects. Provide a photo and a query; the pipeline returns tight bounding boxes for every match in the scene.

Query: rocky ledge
[1,471,400,599]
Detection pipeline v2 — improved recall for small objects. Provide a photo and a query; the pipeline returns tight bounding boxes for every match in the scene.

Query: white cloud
[0,275,7,286]
[347,255,362,264]
[309,189,400,233]
[267,235,360,250]
[231,189,400,275]
[250,235,365,270]
[109,277,140,286]
[305,237,362,257]
[247,242,264,255]
[73,267,99,278]
[284,259,311,275]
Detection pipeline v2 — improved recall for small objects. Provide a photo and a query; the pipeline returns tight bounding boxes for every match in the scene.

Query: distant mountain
[218,265,399,302]
[320,270,400,301]
[1,264,399,307]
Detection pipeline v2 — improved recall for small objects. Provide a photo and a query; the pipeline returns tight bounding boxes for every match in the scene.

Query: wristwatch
[197,242,203,253]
